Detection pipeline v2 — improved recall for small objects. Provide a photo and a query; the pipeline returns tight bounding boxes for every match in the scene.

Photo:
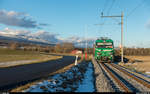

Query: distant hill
[0,35,56,46]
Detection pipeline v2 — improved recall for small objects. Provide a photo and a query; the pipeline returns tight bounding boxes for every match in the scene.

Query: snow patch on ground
[23,62,95,92]
[145,72,150,74]
[143,72,150,78]
[75,62,95,92]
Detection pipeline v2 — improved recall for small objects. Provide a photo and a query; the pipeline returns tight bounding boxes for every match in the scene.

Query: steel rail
[100,63,132,92]
[110,64,150,89]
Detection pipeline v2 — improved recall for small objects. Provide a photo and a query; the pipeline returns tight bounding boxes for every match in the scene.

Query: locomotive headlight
[109,52,112,55]
[97,52,101,55]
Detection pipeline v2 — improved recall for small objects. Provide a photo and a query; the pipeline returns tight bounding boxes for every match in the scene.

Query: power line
[96,0,109,36]
[99,0,116,33]
[112,17,121,24]
[107,0,116,15]
[102,0,109,12]
[96,0,116,37]
[126,0,146,18]
[125,0,146,45]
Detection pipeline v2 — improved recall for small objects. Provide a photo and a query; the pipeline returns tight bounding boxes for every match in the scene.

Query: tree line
[79,47,150,56]
[2,41,150,55]
[118,47,150,56]
[3,42,75,53]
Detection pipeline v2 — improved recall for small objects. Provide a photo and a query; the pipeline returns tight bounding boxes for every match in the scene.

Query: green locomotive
[94,38,114,63]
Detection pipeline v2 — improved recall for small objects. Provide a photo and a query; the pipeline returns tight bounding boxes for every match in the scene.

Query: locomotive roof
[96,39,113,43]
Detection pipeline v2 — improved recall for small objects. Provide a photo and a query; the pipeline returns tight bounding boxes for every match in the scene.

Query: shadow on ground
[114,55,129,63]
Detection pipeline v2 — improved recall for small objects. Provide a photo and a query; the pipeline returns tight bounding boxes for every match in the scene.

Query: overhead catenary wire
[102,0,109,13]
[125,0,146,48]
[112,17,121,24]
[96,0,109,37]
[96,0,116,38]
[101,0,116,29]
[100,0,110,25]
[126,0,146,18]
[107,0,116,15]
[98,0,116,38]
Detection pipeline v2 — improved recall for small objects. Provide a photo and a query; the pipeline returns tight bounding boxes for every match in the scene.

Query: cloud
[0,27,96,47]
[0,27,30,36]
[60,36,96,43]
[60,36,83,43]
[39,23,49,26]
[59,36,96,47]
[29,30,59,43]
[0,28,59,43]
[0,10,47,28]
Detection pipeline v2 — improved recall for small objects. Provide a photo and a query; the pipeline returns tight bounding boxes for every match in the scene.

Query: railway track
[109,63,150,90]
[100,63,132,92]
[95,60,150,92]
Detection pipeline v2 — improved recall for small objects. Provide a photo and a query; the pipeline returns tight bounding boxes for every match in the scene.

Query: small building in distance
[71,50,82,55]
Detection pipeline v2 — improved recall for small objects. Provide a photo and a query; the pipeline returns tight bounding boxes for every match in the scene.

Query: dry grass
[0,48,43,62]
[0,55,61,62]
[48,52,76,56]
[125,56,150,62]
[0,48,62,67]
[123,56,150,73]
[1,55,62,68]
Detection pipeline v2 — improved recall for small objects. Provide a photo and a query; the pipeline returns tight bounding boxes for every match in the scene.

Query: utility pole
[121,12,124,63]
[101,12,124,63]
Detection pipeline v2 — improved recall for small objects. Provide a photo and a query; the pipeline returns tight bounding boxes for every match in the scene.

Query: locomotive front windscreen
[96,42,113,48]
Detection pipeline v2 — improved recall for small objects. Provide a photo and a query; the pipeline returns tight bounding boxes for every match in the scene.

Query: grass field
[125,56,150,62]
[0,48,62,67]
[123,56,150,74]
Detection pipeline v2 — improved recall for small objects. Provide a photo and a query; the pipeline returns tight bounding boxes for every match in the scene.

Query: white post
[75,55,78,65]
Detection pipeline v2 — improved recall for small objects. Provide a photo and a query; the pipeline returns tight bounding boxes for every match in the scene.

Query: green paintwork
[94,38,114,63]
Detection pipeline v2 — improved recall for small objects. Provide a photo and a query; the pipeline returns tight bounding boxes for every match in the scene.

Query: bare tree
[10,42,18,50]
[61,42,74,53]
[54,44,62,53]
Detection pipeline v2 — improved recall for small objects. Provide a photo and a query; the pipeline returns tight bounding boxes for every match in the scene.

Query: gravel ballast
[92,56,115,92]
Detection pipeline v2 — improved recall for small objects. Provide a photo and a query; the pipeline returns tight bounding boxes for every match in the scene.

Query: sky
[0,0,150,48]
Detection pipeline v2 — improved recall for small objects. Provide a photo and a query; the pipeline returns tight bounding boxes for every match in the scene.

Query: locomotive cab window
[96,43,113,48]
